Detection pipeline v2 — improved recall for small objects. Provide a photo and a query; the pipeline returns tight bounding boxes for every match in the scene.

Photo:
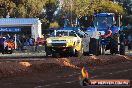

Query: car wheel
[45,46,52,57]
[69,47,76,57]
[120,42,125,55]
[110,39,118,54]
[100,44,105,55]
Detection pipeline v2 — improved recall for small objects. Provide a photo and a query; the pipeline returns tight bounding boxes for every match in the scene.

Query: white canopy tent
[0,18,42,40]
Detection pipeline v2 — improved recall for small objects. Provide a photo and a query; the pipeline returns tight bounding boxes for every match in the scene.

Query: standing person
[29,36,34,46]
[5,34,11,41]
[16,35,22,50]
[3,39,8,49]
[0,36,4,51]
[104,26,112,38]
[20,35,26,50]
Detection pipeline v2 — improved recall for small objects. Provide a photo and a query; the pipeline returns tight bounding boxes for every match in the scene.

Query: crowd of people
[0,34,46,51]
[15,34,35,50]
[0,32,132,52]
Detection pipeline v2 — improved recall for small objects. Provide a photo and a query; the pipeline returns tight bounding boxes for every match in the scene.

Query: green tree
[0,0,59,18]
[45,0,59,22]
[40,0,59,29]
[61,0,125,18]
[49,21,60,28]
[0,0,16,18]
[0,0,59,29]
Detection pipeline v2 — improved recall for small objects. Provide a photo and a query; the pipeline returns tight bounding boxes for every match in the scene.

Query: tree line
[0,0,130,29]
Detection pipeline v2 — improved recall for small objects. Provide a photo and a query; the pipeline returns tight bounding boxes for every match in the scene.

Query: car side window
[73,33,78,37]
[84,33,88,38]
[69,31,77,37]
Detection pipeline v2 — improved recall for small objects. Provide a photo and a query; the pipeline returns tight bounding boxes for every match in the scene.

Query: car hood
[47,36,75,41]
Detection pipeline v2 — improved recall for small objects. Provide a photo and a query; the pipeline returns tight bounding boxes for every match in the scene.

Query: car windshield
[56,31,68,37]
[94,16,113,31]
[50,31,68,37]
[50,31,76,37]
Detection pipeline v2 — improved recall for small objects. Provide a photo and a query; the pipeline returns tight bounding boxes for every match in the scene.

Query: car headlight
[47,39,52,43]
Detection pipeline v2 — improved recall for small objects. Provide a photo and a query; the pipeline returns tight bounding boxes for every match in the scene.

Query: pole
[118,13,121,27]
[15,34,17,49]
[118,13,121,53]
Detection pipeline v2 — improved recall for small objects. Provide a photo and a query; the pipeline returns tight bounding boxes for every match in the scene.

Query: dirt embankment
[0,55,131,78]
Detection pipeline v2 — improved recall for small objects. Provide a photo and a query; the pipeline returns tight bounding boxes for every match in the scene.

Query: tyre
[75,51,80,57]
[119,32,125,55]
[2,51,5,54]
[92,39,100,56]
[120,42,125,55]
[45,46,52,57]
[2,49,7,54]
[75,48,83,57]
[52,52,60,58]
[110,49,114,55]
[8,50,13,54]
[110,35,118,54]
[110,40,118,54]
[83,52,89,56]
[100,44,105,55]
[69,47,76,57]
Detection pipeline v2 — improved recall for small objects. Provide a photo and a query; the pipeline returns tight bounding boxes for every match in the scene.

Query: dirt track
[0,55,131,78]
[0,55,131,88]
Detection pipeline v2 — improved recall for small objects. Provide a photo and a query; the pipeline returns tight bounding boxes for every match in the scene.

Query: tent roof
[0,18,40,26]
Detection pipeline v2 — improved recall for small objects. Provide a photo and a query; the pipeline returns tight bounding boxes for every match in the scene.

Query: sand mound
[0,55,131,78]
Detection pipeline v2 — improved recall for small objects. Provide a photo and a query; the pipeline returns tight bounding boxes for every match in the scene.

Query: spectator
[3,39,8,49]
[24,38,30,46]
[5,34,11,40]
[29,36,35,46]
[0,36,4,50]
[20,35,26,50]
[16,35,22,50]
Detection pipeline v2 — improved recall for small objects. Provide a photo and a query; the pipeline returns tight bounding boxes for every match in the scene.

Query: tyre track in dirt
[0,55,131,88]
[42,60,132,88]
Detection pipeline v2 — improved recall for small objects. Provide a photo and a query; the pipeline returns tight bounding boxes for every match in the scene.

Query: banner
[0,28,21,32]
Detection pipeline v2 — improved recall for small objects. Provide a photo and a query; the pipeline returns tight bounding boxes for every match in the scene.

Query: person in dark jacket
[0,37,5,51]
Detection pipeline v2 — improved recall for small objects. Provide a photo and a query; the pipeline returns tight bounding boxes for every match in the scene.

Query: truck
[81,13,125,55]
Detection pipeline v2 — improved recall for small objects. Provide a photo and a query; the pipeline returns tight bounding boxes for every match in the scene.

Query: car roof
[56,30,74,32]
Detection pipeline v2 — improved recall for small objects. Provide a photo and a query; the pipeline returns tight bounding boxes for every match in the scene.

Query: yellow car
[46,30,83,57]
